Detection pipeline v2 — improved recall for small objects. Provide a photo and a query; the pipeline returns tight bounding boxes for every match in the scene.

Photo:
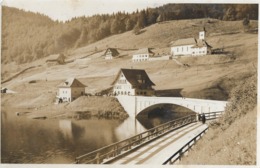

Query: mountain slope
[2,4,258,64]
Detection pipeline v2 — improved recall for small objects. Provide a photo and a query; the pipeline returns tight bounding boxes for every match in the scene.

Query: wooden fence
[74,111,224,164]
[74,114,197,164]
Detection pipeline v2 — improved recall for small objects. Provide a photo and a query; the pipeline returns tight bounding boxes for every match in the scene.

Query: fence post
[96,152,100,164]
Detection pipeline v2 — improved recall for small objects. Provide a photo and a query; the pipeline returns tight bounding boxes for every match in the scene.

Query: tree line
[2,4,258,64]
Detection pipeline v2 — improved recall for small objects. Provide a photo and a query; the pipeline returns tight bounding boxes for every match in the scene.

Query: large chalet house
[112,68,155,96]
[104,48,120,60]
[58,78,86,102]
[171,31,212,56]
[132,48,155,62]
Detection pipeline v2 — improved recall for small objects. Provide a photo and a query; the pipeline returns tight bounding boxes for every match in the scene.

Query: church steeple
[199,27,206,40]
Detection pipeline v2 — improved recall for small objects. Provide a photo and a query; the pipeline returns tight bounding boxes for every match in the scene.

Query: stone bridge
[116,96,228,118]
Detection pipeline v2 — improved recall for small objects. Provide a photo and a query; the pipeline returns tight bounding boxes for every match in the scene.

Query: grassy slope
[180,107,256,165]
[180,74,257,165]
[1,18,257,110]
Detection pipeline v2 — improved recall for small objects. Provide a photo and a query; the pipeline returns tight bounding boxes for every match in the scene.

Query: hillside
[2,19,258,103]
[1,4,258,65]
[1,13,258,165]
[180,74,257,165]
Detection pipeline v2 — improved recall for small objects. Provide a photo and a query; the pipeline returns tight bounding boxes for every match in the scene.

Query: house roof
[171,38,197,47]
[112,68,155,87]
[133,48,154,55]
[191,39,212,48]
[46,54,65,61]
[58,78,86,88]
[104,48,119,56]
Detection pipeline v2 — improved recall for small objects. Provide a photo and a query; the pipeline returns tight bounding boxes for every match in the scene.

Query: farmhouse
[171,31,212,56]
[104,48,120,60]
[46,53,65,65]
[58,78,86,102]
[112,68,155,96]
[1,88,16,93]
[132,48,154,62]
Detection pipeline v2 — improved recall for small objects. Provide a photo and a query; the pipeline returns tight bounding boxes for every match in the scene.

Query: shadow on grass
[155,88,183,97]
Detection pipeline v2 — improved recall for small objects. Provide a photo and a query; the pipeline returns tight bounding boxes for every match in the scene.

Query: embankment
[2,95,128,120]
[180,73,257,165]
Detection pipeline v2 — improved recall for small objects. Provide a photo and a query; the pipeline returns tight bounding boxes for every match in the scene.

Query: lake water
[1,108,193,163]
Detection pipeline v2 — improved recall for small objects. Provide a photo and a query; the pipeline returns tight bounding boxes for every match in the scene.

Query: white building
[112,69,155,96]
[58,78,86,102]
[171,31,212,56]
[132,48,154,62]
[104,48,119,60]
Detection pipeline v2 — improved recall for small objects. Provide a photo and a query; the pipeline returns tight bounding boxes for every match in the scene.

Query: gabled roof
[112,68,155,87]
[133,48,154,55]
[191,39,212,48]
[58,78,86,88]
[171,38,197,47]
[104,48,119,56]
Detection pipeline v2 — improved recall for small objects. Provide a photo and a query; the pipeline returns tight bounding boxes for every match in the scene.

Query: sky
[2,0,174,21]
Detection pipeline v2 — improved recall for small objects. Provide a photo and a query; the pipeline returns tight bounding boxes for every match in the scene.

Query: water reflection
[136,104,195,129]
[1,105,193,164]
[114,116,146,139]
[59,120,73,142]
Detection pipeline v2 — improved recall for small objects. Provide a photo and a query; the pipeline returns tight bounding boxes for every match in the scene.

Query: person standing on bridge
[201,113,206,124]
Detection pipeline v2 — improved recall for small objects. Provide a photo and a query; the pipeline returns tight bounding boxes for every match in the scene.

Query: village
[38,29,214,103]
[1,18,257,120]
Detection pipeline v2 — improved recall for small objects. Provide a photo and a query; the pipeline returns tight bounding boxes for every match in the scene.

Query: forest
[2,4,258,64]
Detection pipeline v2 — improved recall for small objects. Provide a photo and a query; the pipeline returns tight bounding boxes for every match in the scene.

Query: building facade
[58,78,86,102]
[104,48,119,60]
[132,48,154,62]
[112,69,155,96]
[171,31,212,56]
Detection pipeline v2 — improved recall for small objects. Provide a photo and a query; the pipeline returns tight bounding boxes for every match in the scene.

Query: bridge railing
[203,111,223,120]
[163,125,208,165]
[74,114,197,164]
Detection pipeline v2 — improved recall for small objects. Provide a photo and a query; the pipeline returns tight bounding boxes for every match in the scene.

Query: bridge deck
[110,122,208,164]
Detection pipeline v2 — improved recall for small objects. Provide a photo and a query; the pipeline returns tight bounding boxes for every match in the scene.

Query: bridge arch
[136,103,196,118]
[116,96,227,118]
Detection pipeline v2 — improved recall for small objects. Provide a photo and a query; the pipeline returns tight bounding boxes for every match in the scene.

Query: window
[177,48,179,52]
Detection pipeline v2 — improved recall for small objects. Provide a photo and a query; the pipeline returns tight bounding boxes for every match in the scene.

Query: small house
[170,30,212,56]
[112,68,155,96]
[132,48,154,62]
[58,78,86,102]
[104,48,120,60]
[46,54,65,65]
[1,88,16,93]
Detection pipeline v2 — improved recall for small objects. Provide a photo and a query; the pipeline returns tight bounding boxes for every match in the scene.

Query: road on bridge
[109,122,208,164]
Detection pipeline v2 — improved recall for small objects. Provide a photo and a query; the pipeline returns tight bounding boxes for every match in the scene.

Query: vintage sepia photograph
[1,0,258,166]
